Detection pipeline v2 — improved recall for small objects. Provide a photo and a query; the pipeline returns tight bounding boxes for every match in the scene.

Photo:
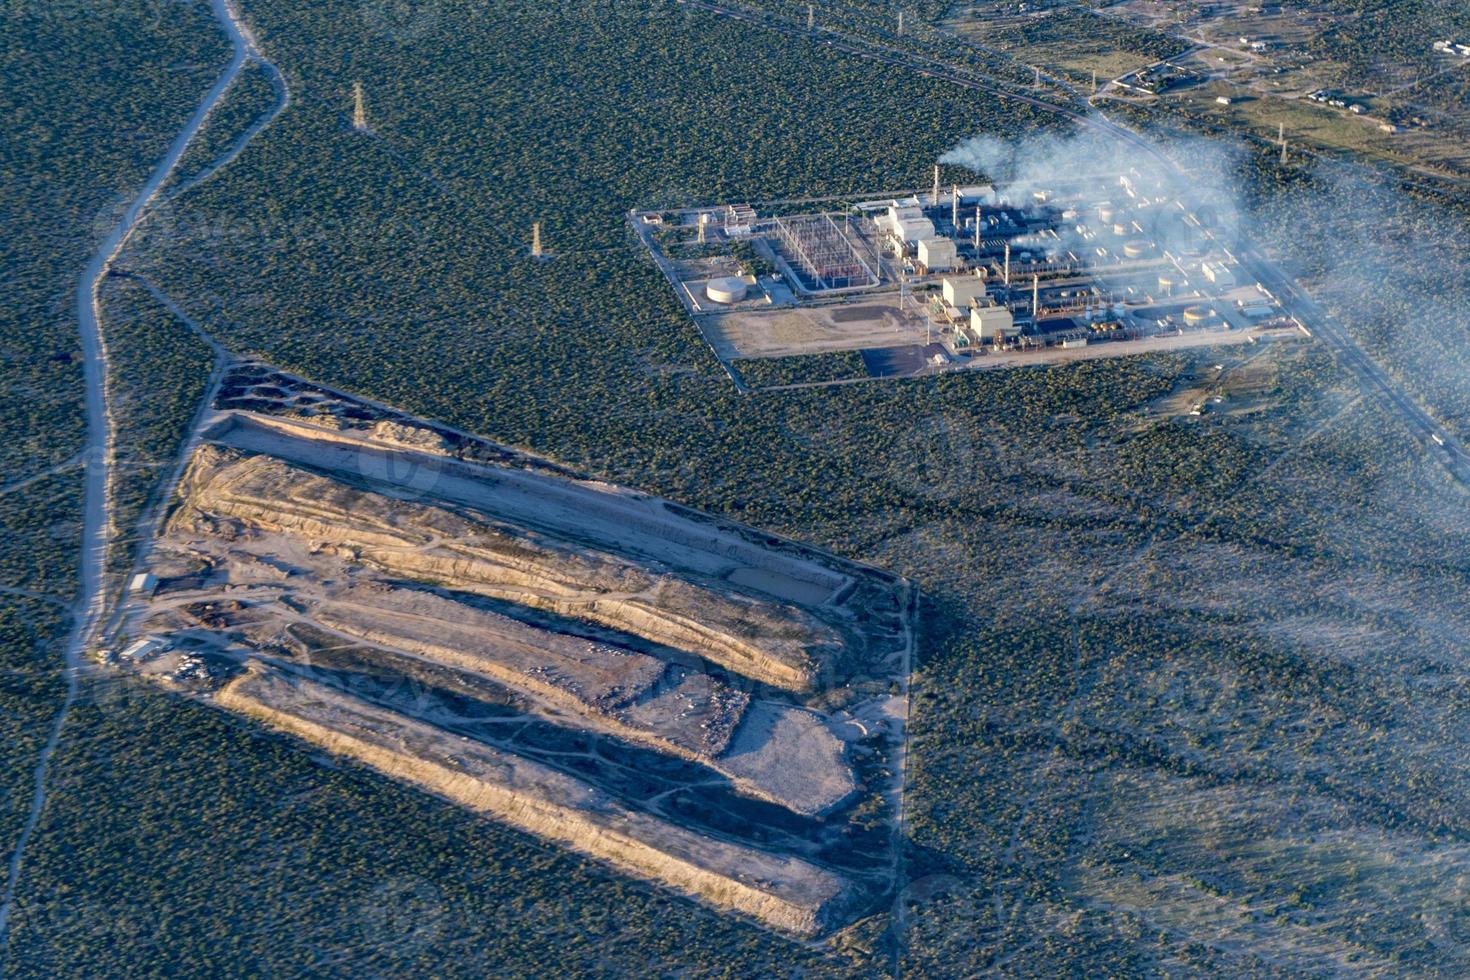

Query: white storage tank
[705,276,748,304]
[1183,304,1214,326]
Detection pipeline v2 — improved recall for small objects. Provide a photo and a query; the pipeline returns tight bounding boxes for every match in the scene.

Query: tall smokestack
[974,205,981,250]
[951,185,959,227]
[1032,274,1039,318]
[1004,242,1011,286]
[933,165,940,205]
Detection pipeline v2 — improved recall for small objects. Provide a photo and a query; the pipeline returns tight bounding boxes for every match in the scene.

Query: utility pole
[807,3,814,29]
[897,10,904,35]
[352,81,368,132]
[531,221,543,258]
[1279,122,1287,165]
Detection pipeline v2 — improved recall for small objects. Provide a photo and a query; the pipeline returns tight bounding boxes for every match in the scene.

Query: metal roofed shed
[120,636,165,661]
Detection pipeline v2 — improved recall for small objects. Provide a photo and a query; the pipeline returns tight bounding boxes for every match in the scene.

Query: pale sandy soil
[108,400,913,934]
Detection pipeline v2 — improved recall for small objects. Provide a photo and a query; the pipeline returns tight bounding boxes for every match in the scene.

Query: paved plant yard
[704,295,925,359]
[962,325,1283,373]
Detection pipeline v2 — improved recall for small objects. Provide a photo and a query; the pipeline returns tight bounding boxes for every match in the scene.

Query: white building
[879,200,936,255]
[1201,260,1236,288]
[120,637,164,661]
[970,305,1015,342]
[942,275,987,313]
[916,238,957,274]
[955,185,996,206]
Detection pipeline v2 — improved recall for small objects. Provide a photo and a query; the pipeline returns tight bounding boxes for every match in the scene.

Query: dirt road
[0,0,282,947]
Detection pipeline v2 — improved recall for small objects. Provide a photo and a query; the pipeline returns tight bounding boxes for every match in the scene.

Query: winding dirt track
[0,0,284,947]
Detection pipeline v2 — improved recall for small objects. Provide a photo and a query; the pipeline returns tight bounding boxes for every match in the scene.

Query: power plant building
[970,304,1015,342]
[942,275,987,313]
[916,238,957,274]
[879,200,936,254]
[1201,260,1236,288]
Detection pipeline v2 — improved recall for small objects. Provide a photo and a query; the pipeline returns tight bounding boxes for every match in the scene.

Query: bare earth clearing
[108,365,913,936]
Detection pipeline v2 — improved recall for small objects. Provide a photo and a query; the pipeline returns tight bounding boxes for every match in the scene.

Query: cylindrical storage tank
[1157,273,1178,295]
[1112,221,1131,237]
[705,276,748,304]
[1182,304,1212,326]
[1123,239,1152,259]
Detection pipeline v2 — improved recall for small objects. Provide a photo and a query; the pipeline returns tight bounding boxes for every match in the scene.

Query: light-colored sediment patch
[116,396,912,935]
[218,666,855,936]
[175,442,834,691]
[283,581,852,814]
[219,412,851,605]
[719,701,858,818]
[705,298,921,359]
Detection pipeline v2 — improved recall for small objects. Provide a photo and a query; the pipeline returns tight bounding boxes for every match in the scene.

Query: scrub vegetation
[0,0,229,886]
[99,276,216,591]
[6,0,1470,974]
[736,351,871,388]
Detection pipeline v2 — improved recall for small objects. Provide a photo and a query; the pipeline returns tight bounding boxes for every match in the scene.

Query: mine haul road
[0,0,284,948]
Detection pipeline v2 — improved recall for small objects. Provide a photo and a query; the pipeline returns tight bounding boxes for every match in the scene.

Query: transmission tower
[352,81,368,132]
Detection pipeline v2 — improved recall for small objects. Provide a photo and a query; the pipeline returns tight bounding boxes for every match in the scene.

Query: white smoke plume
[940,127,1247,261]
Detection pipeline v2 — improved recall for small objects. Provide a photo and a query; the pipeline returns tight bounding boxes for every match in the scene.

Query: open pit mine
[109,365,913,937]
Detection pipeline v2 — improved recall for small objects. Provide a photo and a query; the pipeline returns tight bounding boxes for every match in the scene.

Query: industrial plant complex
[632,166,1304,388]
